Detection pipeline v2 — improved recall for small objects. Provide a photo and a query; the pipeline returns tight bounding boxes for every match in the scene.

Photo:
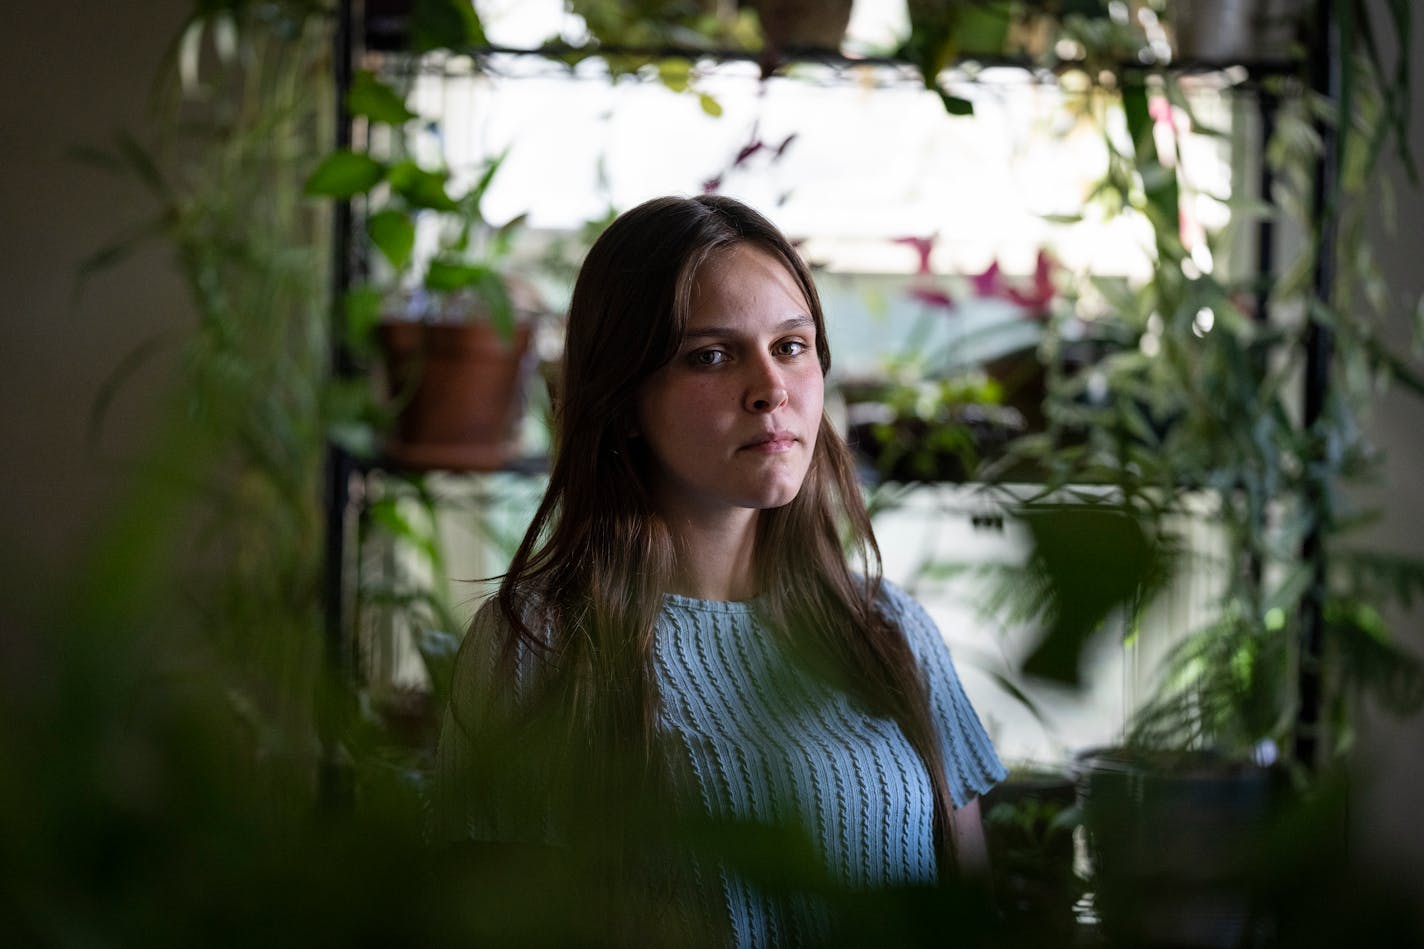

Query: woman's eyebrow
[683,316,814,340]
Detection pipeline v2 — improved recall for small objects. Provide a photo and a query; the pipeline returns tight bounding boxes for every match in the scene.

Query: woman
[434,195,1005,945]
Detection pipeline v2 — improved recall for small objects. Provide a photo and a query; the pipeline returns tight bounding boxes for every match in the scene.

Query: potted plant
[981,763,1083,939]
[902,0,1027,114]
[306,70,545,472]
[1075,746,1281,948]
[846,368,1024,484]
[844,245,1064,484]
[568,0,749,50]
[1169,0,1299,63]
[751,0,854,57]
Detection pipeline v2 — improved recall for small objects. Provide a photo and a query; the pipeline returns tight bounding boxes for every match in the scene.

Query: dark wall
[0,1,192,630]
[1353,0,1424,906]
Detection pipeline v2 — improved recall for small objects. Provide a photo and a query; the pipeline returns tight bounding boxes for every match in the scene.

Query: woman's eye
[776,339,809,357]
[689,349,728,367]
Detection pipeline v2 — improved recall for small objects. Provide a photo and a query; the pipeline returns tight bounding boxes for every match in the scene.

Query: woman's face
[636,243,824,523]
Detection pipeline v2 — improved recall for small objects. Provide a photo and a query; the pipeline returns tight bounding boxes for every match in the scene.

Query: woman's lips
[740,431,797,453]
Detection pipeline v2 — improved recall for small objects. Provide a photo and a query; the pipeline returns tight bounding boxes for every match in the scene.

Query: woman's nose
[745,358,789,413]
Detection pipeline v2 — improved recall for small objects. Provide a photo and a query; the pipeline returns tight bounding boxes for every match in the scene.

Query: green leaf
[1367,335,1424,401]
[956,1,1012,56]
[368,498,439,562]
[409,0,487,51]
[1327,598,1424,715]
[658,58,691,93]
[424,261,516,337]
[465,148,508,211]
[73,216,169,296]
[490,212,527,259]
[113,130,171,201]
[1122,80,1179,237]
[938,90,974,116]
[983,668,1053,737]
[388,160,458,211]
[305,150,385,198]
[367,209,416,271]
[1118,397,1160,448]
[66,143,130,177]
[343,287,384,352]
[698,92,724,117]
[348,70,417,125]
[424,258,488,293]
[86,329,184,454]
[1018,503,1172,687]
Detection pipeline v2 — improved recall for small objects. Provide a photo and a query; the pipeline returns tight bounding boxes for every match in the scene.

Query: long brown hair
[489,195,958,868]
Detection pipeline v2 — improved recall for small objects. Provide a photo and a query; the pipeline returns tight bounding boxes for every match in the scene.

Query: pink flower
[1149,95,1176,131]
[733,140,764,167]
[908,285,955,309]
[971,251,1056,318]
[893,235,937,275]
[1004,250,1055,313]
[730,128,795,169]
[971,260,1002,297]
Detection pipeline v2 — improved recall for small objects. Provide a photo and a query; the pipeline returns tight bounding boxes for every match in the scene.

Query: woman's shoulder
[466,587,558,648]
[452,590,558,707]
[873,576,1008,800]
[871,575,921,619]
[871,576,944,657]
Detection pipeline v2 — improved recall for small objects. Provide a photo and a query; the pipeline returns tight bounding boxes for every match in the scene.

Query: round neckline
[662,591,759,614]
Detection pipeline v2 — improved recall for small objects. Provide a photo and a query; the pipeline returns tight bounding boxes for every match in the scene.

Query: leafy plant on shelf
[304,67,520,349]
[850,238,1058,487]
[853,363,1011,486]
[903,0,1162,115]
[552,0,757,116]
[999,1,1424,770]
[304,62,537,742]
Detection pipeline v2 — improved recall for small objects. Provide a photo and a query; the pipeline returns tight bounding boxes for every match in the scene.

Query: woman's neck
[661,506,760,602]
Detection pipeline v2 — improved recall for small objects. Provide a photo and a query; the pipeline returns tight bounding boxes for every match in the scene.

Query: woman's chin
[746,482,805,511]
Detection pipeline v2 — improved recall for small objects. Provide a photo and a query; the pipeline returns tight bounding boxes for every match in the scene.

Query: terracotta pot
[1172,0,1299,63]
[377,319,534,471]
[753,0,853,54]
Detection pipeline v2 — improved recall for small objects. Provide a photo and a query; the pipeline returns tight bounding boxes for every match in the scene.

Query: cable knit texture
[654,580,1005,946]
[433,580,1005,946]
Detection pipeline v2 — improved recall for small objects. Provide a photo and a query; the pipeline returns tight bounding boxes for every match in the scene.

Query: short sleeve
[876,579,1007,807]
[430,597,551,846]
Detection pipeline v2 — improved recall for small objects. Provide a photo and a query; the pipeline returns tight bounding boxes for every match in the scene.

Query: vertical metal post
[1254,87,1277,331]
[1295,0,1342,772]
[320,0,357,809]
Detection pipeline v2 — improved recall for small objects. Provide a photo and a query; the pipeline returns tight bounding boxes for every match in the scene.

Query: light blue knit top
[434,579,1004,945]
[653,581,1005,945]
